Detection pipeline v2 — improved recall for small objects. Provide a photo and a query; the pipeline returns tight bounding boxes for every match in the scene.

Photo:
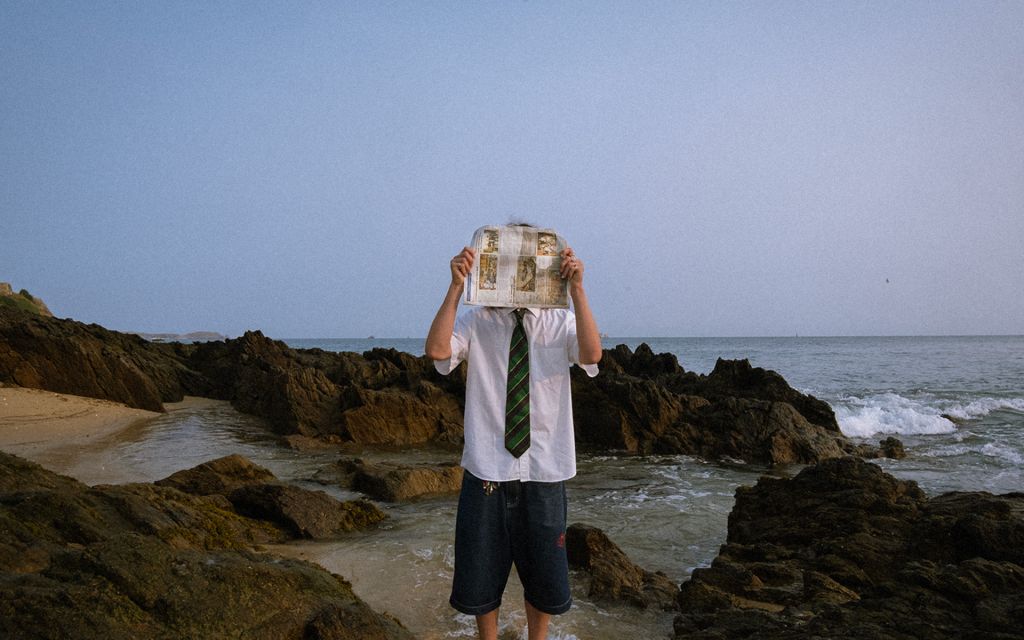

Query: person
[425,240,602,640]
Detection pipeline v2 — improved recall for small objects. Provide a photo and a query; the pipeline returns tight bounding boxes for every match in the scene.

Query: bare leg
[475,609,498,640]
[525,601,551,640]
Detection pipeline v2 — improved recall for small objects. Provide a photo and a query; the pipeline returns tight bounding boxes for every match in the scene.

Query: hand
[560,247,584,288]
[450,247,475,287]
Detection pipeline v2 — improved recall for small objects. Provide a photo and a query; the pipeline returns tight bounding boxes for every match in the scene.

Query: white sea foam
[835,392,1024,438]
[922,442,1024,466]
[979,443,1024,466]
[835,393,957,437]
[942,397,1024,420]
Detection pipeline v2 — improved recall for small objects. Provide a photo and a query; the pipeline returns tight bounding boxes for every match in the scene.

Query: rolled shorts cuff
[449,593,502,617]
[526,594,573,616]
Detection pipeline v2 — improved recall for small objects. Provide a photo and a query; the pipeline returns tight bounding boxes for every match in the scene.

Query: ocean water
[12,336,1023,639]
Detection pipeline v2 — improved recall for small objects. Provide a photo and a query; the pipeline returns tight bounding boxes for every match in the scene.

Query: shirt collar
[503,306,540,318]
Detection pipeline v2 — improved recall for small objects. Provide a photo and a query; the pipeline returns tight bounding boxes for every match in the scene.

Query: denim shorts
[449,470,571,616]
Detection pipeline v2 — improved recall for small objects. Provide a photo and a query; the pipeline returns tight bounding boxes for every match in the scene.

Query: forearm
[570,283,602,364]
[424,282,462,360]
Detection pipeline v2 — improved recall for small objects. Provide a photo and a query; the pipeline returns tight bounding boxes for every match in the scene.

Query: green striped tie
[505,308,530,458]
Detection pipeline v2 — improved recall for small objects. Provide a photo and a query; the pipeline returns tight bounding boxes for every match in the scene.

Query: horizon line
[279,333,1024,341]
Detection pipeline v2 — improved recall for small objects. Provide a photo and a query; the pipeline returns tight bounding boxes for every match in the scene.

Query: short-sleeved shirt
[434,306,599,482]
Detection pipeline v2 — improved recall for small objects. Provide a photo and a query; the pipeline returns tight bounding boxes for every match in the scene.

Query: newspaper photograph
[465,225,569,308]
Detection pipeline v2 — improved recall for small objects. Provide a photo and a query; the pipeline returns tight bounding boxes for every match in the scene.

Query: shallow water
[14,335,1024,638]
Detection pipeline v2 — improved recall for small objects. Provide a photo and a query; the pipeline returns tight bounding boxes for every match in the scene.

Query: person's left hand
[560,247,584,288]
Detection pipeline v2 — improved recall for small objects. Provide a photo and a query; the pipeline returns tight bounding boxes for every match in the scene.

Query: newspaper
[465,225,569,308]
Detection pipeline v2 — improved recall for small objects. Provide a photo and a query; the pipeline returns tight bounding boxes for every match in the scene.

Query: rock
[566,523,679,610]
[0,305,195,410]
[571,344,878,465]
[154,453,277,496]
[674,457,1024,639]
[0,283,53,317]
[282,433,346,451]
[851,436,909,460]
[0,450,412,638]
[337,382,463,445]
[155,454,386,539]
[185,332,465,445]
[228,483,386,539]
[692,358,840,432]
[879,435,907,459]
[338,458,464,502]
[304,601,412,640]
[2,308,903,465]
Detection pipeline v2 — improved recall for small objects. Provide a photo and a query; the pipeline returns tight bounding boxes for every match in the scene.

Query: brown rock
[674,457,1024,639]
[282,433,345,451]
[0,306,187,411]
[571,344,884,465]
[185,332,466,445]
[337,382,463,445]
[340,459,464,502]
[566,523,679,610]
[228,483,385,539]
[880,435,907,459]
[154,453,277,496]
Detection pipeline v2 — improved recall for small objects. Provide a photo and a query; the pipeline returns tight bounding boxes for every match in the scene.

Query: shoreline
[0,384,162,458]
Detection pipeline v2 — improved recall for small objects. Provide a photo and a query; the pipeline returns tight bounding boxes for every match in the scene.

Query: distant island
[133,331,229,343]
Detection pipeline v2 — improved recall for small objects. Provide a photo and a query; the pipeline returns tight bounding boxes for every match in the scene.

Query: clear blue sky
[3,2,1022,338]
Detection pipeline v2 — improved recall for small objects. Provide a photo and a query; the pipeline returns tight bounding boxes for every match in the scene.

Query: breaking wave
[834,393,1024,438]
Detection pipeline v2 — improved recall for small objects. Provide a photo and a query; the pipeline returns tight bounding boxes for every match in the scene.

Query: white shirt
[434,306,599,482]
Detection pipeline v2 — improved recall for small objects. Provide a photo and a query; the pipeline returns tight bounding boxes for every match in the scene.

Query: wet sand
[0,385,161,458]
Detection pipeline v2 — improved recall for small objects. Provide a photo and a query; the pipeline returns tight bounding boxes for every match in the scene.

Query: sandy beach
[0,384,161,458]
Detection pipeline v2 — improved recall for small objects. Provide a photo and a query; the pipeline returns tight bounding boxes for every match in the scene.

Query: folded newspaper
[465,225,569,308]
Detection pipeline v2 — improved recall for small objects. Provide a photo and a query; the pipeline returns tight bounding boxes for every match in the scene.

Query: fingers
[450,246,475,283]
[560,247,583,282]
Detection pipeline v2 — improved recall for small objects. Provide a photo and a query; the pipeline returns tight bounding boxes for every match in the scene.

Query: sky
[2,1,1022,338]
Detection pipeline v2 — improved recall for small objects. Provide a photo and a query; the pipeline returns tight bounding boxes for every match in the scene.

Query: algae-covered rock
[154,453,278,496]
[0,451,412,639]
[228,483,386,539]
[157,454,387,539]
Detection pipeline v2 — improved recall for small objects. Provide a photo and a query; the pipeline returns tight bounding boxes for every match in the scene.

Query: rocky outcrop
[674,457,1024,639]
[571,344,897,465]
[325,458,464,502]
[0,450,412,639]
[0,283,53,317]
[566,523,679,610]
[1,307,901,465]
[156,454,386,539]
[0,306,195,411]
[183,333,466,445]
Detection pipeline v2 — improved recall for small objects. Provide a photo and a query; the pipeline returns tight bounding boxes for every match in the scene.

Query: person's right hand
[450,247,475,287]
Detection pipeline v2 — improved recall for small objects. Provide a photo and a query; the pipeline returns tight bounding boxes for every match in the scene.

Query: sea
[21,336,1024,639]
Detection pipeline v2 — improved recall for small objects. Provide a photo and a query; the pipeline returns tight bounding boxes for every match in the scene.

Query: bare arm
[425,247,475,360]
[560,247,602,365]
